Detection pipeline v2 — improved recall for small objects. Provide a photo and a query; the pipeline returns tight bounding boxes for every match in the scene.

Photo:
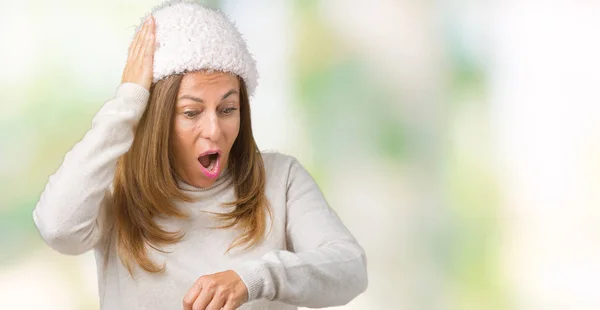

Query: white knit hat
[132,0,259,96]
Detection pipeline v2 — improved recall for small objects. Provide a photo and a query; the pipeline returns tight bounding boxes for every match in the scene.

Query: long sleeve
[32,83,149,255]
[233,156,368,308]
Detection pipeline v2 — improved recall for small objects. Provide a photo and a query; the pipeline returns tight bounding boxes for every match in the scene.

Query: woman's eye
[222,107,238,115]
[183,111,199,118]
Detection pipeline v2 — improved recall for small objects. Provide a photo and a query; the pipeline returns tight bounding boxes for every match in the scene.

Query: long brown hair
[111,73,270,276]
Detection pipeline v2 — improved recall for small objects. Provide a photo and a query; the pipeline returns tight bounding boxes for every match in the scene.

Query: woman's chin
[189,175,218,189]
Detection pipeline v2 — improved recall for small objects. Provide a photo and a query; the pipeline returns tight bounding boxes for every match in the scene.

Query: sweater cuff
[115,82,150,105]
[232,261,267,302]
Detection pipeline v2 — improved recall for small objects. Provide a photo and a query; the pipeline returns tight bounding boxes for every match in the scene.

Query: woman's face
[170,71,241,188]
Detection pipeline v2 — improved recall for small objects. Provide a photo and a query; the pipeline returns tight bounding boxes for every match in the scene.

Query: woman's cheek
[222,116,241,135]
[176,115,198,131]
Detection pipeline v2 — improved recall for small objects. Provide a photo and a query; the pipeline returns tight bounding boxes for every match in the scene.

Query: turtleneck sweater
[32,82,368,309]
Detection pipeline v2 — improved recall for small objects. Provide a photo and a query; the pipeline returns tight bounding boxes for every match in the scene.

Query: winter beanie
[131,0,259,96]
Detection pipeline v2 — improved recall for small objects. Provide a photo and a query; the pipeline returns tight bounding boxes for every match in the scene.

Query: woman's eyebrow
[221,89,238,100]
[178,95,204,103]
[178,89,239,103]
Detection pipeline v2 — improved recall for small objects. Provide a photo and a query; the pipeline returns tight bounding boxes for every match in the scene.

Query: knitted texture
[32,83,368,309]
[131,0,259,95]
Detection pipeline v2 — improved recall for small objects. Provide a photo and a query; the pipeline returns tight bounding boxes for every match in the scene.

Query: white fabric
[132,0,259,96]
[32,83,368,309]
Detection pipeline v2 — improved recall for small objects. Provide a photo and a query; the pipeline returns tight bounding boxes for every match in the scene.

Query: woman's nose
[199,111,221,141]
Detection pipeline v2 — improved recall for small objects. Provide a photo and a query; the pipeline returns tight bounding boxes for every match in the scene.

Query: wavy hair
[110,73,270,276]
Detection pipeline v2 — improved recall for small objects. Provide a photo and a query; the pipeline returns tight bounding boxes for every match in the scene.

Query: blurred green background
[2,0,600,309]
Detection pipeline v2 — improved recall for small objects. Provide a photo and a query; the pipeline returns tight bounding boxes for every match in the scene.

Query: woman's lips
[198,153,220,179]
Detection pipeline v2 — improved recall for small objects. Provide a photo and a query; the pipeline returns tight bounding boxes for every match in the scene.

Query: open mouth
[198,151,221,178]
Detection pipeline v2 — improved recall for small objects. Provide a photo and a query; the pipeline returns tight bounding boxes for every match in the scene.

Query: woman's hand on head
[183,270,248,310]
[121,15,155,91]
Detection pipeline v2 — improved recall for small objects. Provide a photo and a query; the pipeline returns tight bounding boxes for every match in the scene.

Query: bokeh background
[2,0,600,309]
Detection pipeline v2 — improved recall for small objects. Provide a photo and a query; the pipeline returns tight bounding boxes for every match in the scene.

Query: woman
[32,1,368,309]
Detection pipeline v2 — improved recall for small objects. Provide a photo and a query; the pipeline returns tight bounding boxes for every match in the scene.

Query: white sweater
[32,83,368,309]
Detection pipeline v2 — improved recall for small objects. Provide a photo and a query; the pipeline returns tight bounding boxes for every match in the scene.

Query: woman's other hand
[121,15,155,91]
[183,270,248,310]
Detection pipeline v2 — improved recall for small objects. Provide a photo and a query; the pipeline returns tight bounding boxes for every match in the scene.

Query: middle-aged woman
[32,1,368,309]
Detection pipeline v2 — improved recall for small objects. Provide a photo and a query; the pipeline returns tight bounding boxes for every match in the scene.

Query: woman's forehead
[180,71,239,89]
[177,71,240,102]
